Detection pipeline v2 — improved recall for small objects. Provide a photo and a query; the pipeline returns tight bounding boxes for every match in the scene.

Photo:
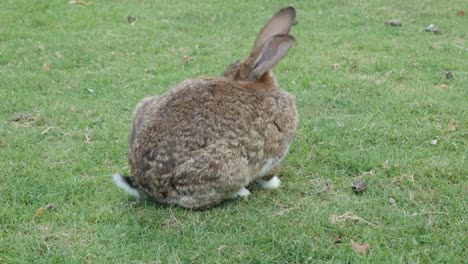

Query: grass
[0,0,466,262]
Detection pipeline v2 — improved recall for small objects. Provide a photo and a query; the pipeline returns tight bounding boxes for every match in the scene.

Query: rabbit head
[223,6,296,82]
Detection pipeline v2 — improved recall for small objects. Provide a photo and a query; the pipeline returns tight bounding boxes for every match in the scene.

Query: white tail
[112,173,141,198]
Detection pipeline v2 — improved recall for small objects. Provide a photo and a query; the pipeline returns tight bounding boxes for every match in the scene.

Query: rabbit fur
[113,6,298,209]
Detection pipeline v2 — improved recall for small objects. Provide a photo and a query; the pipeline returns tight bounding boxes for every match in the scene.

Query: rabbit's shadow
[122,194,246,212]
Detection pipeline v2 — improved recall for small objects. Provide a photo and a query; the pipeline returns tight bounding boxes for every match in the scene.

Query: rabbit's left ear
[251,34,295,80]
[251,6,296,55]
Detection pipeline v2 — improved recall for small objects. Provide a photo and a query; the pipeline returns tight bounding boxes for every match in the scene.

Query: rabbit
[113,6,298,209]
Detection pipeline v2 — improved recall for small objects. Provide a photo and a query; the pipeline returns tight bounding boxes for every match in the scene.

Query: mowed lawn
[1,0,466,262]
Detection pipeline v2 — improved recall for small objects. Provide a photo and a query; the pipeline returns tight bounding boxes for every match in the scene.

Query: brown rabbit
[113,6,298,209]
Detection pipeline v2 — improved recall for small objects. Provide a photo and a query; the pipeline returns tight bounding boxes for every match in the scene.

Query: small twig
[274,199,304,216]
[84,133,91,144]
[408,174,415,185]
[330,212,383,229]
[168,207,182,225]
[274,204,301,216]
[453,44,468,51]
[411,211,449,216]
[218,245,226,253]
[83,127,92,144]
[41,127,53,135]
[42,240,51,252]
[69,0,94,6]
[93,62,105,71]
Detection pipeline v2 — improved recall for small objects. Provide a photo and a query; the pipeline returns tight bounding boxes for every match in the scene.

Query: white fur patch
[233,187,251,198]
[258,158,279,177]
[269,71,278,86]
[257,175,281,189]
[112,174,141,198]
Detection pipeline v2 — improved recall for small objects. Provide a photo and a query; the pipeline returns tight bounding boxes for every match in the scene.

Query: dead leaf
[332,63,340,70]
[55,51,63,59]
[430,139,438,145]
[42,63,51,71]
[425,24,442,34]
[445,70,453,79]
[425,24,436,32]
[384,19,402,27]
[182,55,195,62]
[127,15,137,26]
[431,42,440,49]
[351,239,369,255]
[334,234,343,244]
[457,10,464,16]
[351,179,367,193]
[448,120,456,131]
[437,84,448,90]
[127,15,136,23]
[35,207,44,217]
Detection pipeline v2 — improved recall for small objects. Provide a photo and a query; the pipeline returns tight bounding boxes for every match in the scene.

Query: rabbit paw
[233,187,251,198]
[257,175,281,189]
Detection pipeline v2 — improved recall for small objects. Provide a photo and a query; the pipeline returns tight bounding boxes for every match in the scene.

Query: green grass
[1,0,466,262]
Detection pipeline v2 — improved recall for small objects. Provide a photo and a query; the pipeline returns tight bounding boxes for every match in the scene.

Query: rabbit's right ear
[251,6,296,55]
[251,34,295,80]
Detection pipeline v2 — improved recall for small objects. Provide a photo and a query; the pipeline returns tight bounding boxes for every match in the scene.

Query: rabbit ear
[251,6,296,55]
[251,34,295,80]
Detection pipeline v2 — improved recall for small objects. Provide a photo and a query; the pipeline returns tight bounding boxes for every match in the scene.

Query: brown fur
[124,7,298,209]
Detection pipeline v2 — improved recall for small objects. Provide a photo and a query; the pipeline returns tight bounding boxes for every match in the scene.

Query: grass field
[1,0,467,263]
